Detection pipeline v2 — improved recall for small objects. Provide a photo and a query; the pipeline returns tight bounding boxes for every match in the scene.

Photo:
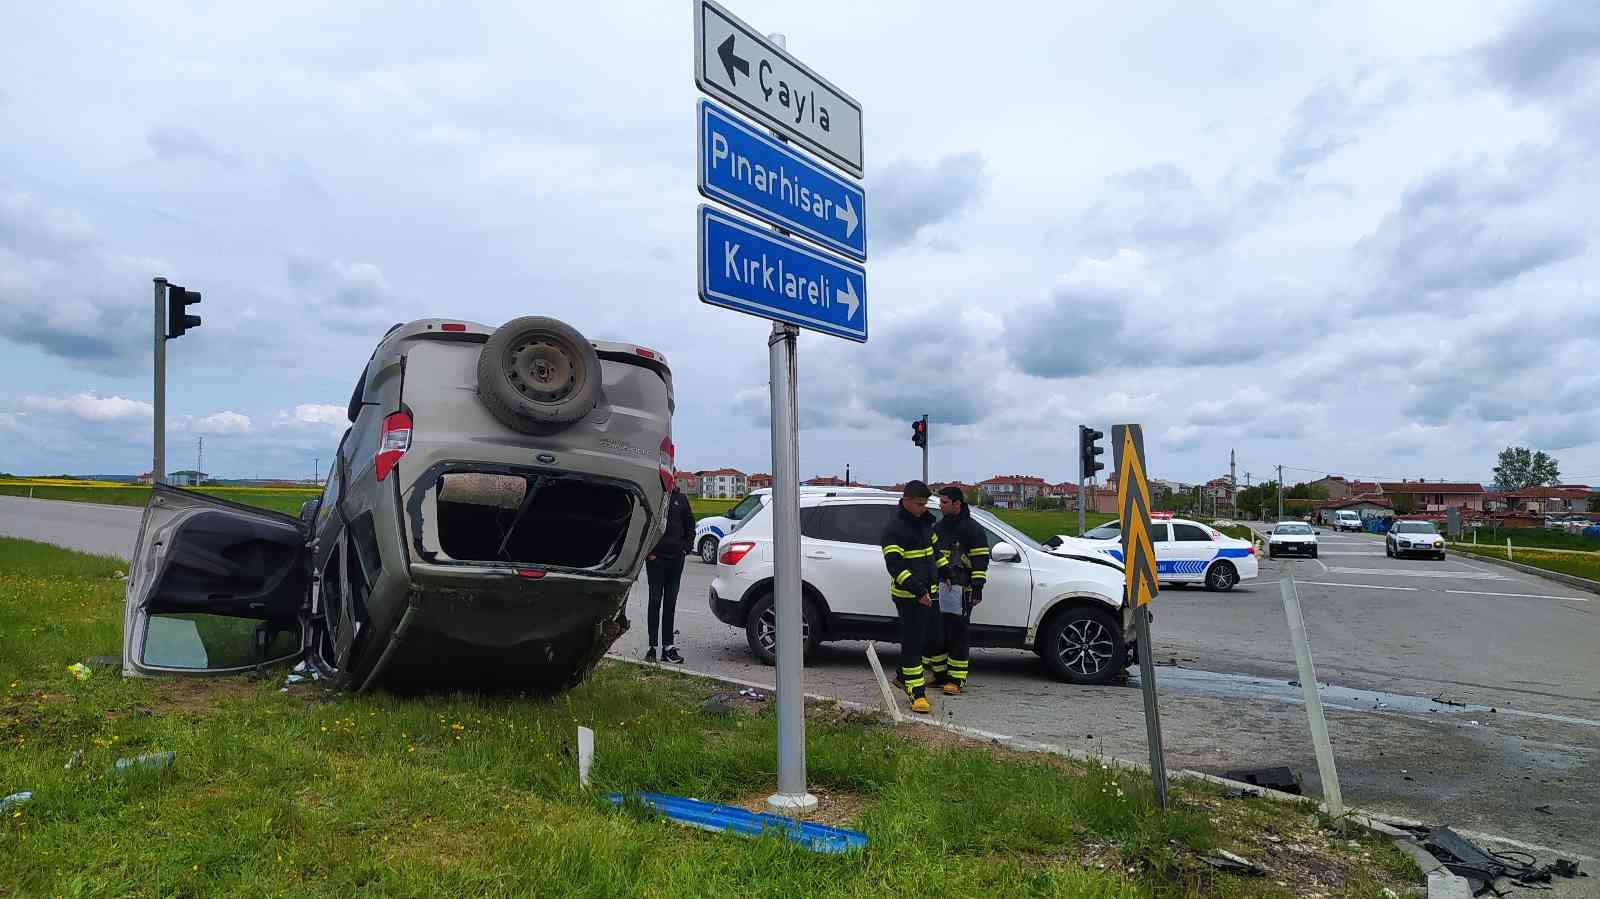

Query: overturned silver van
[122,316,674,692]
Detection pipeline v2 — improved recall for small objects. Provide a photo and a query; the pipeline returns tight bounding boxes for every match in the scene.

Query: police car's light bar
[1150,512,1174,519]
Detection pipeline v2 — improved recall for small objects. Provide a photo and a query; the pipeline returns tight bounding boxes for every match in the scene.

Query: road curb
[603,652,1592,885]
[1446,546,1600,595]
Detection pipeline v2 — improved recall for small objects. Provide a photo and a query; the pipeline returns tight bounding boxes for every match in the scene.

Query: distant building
[699,468,747,499]
[1307,476,1351,500]
[1316,493,1392,525]
[1502,485,1592,515]
[674,471,702,497]
[747,473,773,490]
[979,474,1049,509]
[802,475,847,487]
[1376,481,1484,512]
[137,471,155,486]
[167,470,208,487]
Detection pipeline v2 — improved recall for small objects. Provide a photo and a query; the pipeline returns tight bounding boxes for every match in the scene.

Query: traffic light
[911,417,927,449]
[166,283,202,340]
[1079,426,1104,477]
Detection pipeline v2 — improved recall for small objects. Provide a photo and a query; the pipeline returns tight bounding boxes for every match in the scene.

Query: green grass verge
[690,497,737,519]
[0,483,317,516]
[1452,543,1600,582]
[1459,527,1600,552]
[986,510,1118,542]
[0,537,1413,897]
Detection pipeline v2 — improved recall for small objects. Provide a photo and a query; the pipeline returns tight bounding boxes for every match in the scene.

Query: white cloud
[193,410,253,434]
[19,392,152,422]
[276,403,346,428]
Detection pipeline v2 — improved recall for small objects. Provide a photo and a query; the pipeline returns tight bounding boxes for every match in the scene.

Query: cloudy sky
[2,1,1598,488]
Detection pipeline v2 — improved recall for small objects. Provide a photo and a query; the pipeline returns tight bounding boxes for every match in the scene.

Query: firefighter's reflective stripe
[894,570,913,585]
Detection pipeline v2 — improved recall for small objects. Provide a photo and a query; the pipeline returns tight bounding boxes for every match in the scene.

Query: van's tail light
[375,412,412,481]
[659,436,676,492]
[719,541,755,566]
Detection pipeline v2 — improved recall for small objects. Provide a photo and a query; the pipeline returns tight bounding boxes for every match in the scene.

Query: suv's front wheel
[1039,605,1125,685]
[745,592,820,665]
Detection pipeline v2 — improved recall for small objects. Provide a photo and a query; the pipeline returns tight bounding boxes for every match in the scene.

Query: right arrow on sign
[835,196,859,239]
[717,34,749,86]
[836,279,860,320]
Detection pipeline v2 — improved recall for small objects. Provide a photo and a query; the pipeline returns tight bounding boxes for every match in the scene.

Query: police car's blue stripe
[1102,546,1247,574]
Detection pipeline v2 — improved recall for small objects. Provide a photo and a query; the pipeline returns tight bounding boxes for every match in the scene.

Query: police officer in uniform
[927,485,989,694]
[879,480,938,714]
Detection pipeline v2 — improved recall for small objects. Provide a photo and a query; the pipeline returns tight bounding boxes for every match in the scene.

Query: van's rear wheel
[477,316,601,432]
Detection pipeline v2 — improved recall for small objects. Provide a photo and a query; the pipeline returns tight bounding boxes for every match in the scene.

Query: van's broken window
[434,472,635,569]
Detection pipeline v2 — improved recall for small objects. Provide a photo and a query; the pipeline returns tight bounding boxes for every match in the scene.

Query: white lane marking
[1298,580,1417,591]
[1445,589,1589,603]
[1314,557,1329,573]
[1327,566,1506,581]
[1317,551,1386,556]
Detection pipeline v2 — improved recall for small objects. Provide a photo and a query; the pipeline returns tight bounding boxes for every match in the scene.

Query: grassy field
[0,537,1413,897]
[1459,526,1600,552]
[1452,542,1600,582]
[985,509,1117,542]
[690,497,737,519]
[0,481,318,516]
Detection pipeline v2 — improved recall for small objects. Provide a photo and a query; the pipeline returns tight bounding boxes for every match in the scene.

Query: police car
[1045,513,1258,591]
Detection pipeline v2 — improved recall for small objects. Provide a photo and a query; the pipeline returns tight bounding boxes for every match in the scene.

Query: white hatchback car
[1267,522,1319,559]
[1046,515,1259,591]
[708,490,1132,684]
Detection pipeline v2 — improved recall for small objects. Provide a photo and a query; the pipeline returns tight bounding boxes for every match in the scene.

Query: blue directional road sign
[699,204,866,342]
[699,100,866,261]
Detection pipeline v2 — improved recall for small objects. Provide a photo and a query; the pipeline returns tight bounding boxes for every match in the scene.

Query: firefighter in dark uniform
[879,480,938,714]
[928,485,990,694]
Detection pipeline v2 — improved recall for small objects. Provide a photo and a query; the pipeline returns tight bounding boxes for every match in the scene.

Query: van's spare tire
[477,316,601,431]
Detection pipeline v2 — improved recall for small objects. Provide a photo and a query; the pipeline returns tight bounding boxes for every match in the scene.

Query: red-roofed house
[1315,493,1392,526]
[747,473,772,491]
[979,474,1049,509]
[674,471,702,496]
[802,475,847,487]
[1503,485,1592,515]
[1377,481,1485,512]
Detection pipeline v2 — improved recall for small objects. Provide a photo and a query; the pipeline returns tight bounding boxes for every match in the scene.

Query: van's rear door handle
[804,550,831,559]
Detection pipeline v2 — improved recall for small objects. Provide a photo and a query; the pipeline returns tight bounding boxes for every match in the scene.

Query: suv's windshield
[1274,524,1314,535]
[1392,521,1438,534]
[1082,522,1122,540]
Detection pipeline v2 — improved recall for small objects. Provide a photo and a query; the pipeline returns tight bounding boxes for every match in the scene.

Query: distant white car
[1045,514,1259,591]
[693,491,768,563]
[1333,510,1363,532]
[1387,520,1446,560]
[1267,522,1318,559]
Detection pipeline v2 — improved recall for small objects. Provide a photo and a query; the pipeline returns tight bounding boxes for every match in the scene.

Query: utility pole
[196,437,204,485]
[314,457,320,486]
[1277,464,1285,521]
[1229,449,1236,517]
[921,414,929,484]
[845,463,850,487]
[153,278,167,486]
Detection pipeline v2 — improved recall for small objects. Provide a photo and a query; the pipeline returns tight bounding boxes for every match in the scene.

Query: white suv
[707,490,1132,684]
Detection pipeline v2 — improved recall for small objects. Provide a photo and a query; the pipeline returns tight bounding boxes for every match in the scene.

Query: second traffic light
[166,283,202,340]
[1079,425,1104,477]
[911,416,927,449]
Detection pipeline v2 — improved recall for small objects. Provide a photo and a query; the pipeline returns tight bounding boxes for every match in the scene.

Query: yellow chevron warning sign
[1113,424,1159,608]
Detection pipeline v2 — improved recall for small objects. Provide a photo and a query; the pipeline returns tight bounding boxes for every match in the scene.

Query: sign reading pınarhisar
[694,0,864,178]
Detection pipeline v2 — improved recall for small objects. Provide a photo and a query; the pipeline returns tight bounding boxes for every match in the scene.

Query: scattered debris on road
[1202,848,1266,876]
[1221,766,1304,796]
[1397,824,1587,894]
[1,792,31,813]
[607,791,867,854]
[112,751,175,775]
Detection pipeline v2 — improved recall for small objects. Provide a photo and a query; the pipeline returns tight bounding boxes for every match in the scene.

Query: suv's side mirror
[991,541,1021,563]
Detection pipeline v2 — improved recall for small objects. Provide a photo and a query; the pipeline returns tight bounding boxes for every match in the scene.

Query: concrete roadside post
[1279,573,1344,818]
[152,277,167,486]
[1112,424,1167,809]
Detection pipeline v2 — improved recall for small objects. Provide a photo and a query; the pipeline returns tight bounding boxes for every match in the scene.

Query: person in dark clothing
[879,480,938,714]
[645,481,696,664]
[929,486,990,694]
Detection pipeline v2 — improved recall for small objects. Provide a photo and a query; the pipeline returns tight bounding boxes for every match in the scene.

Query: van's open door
[122,485,310,677]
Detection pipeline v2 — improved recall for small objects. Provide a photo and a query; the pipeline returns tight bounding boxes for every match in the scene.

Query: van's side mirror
[991,542,1021,563]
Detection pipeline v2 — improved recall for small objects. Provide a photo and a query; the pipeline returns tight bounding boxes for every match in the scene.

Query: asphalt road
[4,497,1596,868]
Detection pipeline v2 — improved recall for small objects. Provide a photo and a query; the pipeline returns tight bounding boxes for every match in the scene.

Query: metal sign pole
[1279,572,1344,817]
[1112,424,1167,809]
[763,30,815,817]
[1077,426,1086,537]
[152,277,167,486]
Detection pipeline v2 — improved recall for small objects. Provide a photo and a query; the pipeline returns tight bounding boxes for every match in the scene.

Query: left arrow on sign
[717,34,749,86]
